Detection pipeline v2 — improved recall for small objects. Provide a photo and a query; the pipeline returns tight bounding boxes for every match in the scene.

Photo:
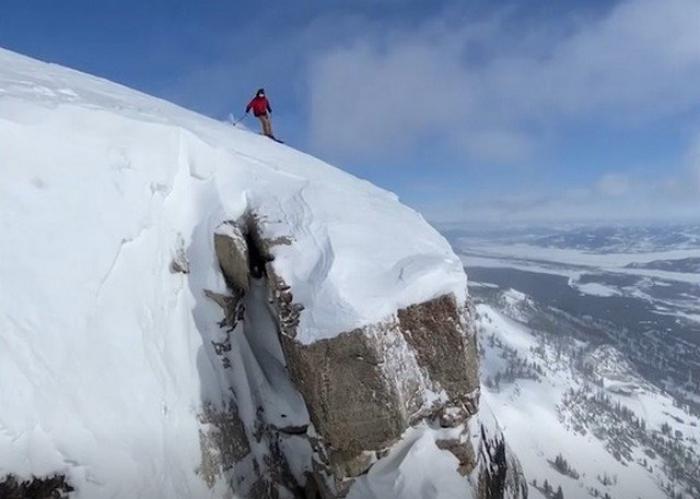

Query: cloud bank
[158,0,699,224]
[308,0,700,164]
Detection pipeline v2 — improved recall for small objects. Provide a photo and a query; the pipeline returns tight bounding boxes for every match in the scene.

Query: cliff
[0,47,525,499]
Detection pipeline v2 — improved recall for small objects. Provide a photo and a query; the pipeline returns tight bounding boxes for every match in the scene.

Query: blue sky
[1,0,699,224]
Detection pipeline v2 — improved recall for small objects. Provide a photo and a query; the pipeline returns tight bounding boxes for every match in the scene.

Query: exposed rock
[0,474,74,499]
[397,295,480,403]
[278,326,406,458]
[197,401,251,488]
[214,222,250,292]
[169,233,190,274]
[248,478,280,499]
[204,288,244,332]
[476,425,528,499]
[303,472,322,499]
[249,408,309,498]
[271,288,480,487]
[436,431,477,476]
[327,449,375,479]
[170,256,190,274]
[310,458,354,499]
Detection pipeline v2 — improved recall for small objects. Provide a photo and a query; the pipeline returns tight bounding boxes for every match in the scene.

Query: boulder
[214,222,250,292]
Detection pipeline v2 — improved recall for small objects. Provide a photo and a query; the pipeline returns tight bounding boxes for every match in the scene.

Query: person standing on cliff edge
[245,88,277,140]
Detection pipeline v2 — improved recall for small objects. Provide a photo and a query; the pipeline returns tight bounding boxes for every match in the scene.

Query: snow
[347,424,471,499]
[459,242,700,269]
[458,244,700,285]
[222,278,313,492]
[468,281,499,289]
[0,47,466,497]
[477,301,700,499]
[573,282,620,297]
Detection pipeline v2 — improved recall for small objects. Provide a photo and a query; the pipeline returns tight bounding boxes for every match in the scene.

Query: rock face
[0,475,74,499]
[475,423,529,499]
[197,402,251,488]
[275,294,480,483]
[208,215,527,499]
[214,222,250,292]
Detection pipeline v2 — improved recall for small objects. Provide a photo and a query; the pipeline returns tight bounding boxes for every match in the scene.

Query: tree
[543,479,552,494]
[554,485,565,499]
[599,473,613,486]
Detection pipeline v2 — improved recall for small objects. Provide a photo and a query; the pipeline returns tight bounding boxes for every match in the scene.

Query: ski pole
[231,113,248,127]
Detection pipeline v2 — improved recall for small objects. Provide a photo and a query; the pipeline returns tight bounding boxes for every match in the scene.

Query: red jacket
[246,96,271,117]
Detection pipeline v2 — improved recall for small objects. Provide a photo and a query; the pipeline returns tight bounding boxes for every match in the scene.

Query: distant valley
[443,224,700,499]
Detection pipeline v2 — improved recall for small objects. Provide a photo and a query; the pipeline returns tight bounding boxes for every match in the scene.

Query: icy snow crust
[0,48,465,497]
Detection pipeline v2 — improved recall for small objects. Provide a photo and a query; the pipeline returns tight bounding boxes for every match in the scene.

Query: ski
[260,133,284,144]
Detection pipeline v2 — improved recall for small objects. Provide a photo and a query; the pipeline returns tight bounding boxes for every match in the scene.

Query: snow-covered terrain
[0,47,473,498]
[477,291,700,499]
[454,226,700,337]
[443,224,700,498]
[459,243,700,286]
[443,225,700,254]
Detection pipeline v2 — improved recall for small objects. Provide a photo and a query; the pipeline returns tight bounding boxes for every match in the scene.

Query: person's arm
[266,98,272,113]
[245,99,253,113]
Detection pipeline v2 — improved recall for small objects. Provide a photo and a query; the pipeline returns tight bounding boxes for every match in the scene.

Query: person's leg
[262,114,273,136]
[257,115,266,134]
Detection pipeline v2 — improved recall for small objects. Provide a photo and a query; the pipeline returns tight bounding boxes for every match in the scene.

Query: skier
[245,88,276,139]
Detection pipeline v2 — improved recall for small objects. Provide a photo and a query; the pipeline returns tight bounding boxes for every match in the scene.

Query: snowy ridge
[0,47,466,497]
[0,46,466,342]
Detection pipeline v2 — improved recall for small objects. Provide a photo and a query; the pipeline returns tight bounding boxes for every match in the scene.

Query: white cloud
[422,156,700,224]
[308,0,700,163]
[458,129,535,164]
[596,173,631,197]
[309,38,474,159]
[688,134,700,192]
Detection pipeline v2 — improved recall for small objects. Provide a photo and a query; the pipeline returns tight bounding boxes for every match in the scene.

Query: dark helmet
[256,88,265,97]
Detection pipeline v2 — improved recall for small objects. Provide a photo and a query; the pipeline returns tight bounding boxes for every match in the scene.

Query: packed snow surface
[0,48,465,497]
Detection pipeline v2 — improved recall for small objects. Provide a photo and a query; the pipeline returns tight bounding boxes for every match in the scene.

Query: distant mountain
[441,224,700,254]
[626,257,700,273]
[530,225,700,254]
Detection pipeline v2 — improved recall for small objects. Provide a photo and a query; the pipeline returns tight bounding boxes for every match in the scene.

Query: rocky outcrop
[214,222,250,292]
[265,247,480,492]
[274,295,480,487]
[197,402,251,488]
[0,474,74,499]
[397,296,480,402]
[205,214,525,498]
[476,424,528,499]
